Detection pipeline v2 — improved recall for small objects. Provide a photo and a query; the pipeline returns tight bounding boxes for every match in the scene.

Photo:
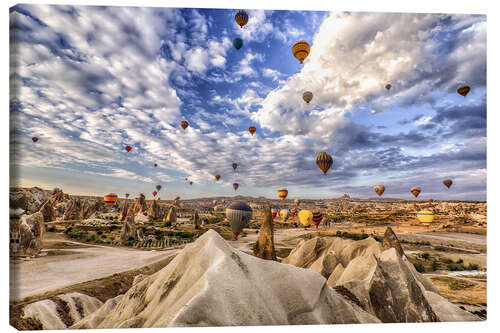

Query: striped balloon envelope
[277,188,288,200]
[312,211,323,227]
[103,193,118,206]
[316,152,333,175]
[417,210,435,225]
[226,201,252,238]
[235,10,249,28]
[292,40,310,64]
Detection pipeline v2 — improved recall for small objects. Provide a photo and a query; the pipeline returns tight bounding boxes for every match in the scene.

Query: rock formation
[192,210,200,229]
[71,295,123,329]
[132,194,147,216]
[120,214,136,243]
[164,206,177,227]
[253,206,276,260]
[381,226,405,257]
[85,230,379,328]
[62,199,83,221]
[10,187,52,214]
[146,200,160,220]
[10,212,45,256]
[282,229,478,323]
[37,190,65,222]
[119,200,130,222]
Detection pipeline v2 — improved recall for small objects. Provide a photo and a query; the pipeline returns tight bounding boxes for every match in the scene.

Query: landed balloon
[417,210,435,226]
[181,120,189,130]
[103,193,118,206]
[271,208,278,218]
[31,137,39,143]
[298,210,313,227]
[294,199,300,207]
[312,211,323,228]
[125,145,132,152]
[457,85,470,97]
[280,209,289,219]
[316,152,333,175]
[212,200,217,206]
[235,10,249,28]
[233,37,243,50]
[373,184,385,197]
[385,84,392,90]
[232,163,238,171]
[277,188,288,200]
[226,201,252,239]
[215,174,221,181]
[290,208,297,217]
[233,183,239,191]
[292,40,310,64]
[443,179,453,189]
[410,187,421,198]
[156,185,162,191]
[248,126,256,135]
[302,91,313,104]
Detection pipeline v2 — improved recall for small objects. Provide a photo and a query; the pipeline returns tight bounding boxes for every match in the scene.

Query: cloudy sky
[9,4,486,200]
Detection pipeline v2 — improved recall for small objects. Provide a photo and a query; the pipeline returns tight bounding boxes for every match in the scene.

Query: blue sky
[9,5,486,200]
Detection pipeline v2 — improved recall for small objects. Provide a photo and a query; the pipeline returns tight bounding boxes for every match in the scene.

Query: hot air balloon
[235,10,248,28]
[410,187,421,198]
[443,179,453,189]
[292,40,310,64]
[125,145,132,152]
[212,200,217,206]
[316,152,333,175]
[215,174,221,181]
[277,188,288,200]
[280,209,289,220]
[298,210,313,227]
[312,211,323,228]
[233,37,243,50]
[154,163,158,167]
[385,84,392,90]
[373,184,386,197]
[248,126,256,135]
[457,85,470,97]
[226,201,252,239]
[189,181,193,185]
[103,193,118,206]
[152,191,158,197]
[271,208,278,218]
[156,185,162,191]
[233,183,239,191]
[302,91,313,104]
[417,210,435,226]
[31,137,38,143]
[125,193,129,198]
[181,120,189,130]
[294,199,300,207]
[184,178,188,181]
[290,208,297,217]
[232,163,238,171]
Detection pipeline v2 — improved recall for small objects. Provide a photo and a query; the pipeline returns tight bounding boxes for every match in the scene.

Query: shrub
[466,263,479,270]
[420,253,430,260]
[432,261,440,271]
[456,258,464,264]
[123,240,134,247]
[447,263,465,271]
[434,246,447,251]
[414,263,425,273]
[97,231,103,235]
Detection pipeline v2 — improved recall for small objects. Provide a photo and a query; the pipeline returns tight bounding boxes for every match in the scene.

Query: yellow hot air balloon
[292,40,310,64]
[373,184,385,197]
[294,199,300,207]
[277,188,288,200]
[298,210,313,227]
[417,210,435,226]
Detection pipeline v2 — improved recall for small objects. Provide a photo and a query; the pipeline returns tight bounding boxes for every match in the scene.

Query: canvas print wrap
[9,4,486,329]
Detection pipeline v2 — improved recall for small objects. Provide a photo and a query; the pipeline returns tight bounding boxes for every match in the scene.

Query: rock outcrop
[38,190,65,222]
[164,206,177,227]
[132,194,147,216]
[62,199,83,221]
[146,200,161,220]
[119,200,130,222]
[10,187,52,214]
[282,229,479,323]
[192,210,200,229]
[89,230,379,328]
[10,212,45,256]
[20,292,103,330]
[71,295,124,329]
[120,214,136,243]
[253,206,276,260]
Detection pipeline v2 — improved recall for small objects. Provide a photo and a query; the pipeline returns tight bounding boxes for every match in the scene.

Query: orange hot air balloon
[277,188,288,200]
[125,145,132,152]
[292,40,310,64]
[103,193,118,206]
[373,184,385,197]
[248,126,256,135]
[235,10,249,28]
[410,187,421,198]
[316,152,333,175]
[443,179,453,189]
[233,183,239,191]
[215,174,221,181]
[181,120,189,130]
[457,85,470,97]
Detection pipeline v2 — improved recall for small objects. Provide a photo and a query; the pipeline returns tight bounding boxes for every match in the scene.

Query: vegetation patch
[430,276,477,290]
